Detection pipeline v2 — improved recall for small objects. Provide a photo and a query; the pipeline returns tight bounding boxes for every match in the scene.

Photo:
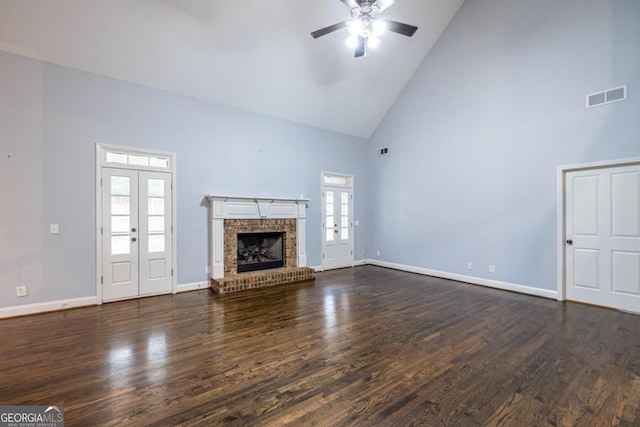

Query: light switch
[355,220,360,226]
[50,224,59,234]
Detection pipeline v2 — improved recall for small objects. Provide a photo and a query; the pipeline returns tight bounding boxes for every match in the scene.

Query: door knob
[131,227,137,232]
[334,229,339,233]
[131,237,137,242]
[566,239,573,245]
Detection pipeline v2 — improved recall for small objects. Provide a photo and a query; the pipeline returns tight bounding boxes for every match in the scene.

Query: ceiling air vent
[586,85,627,108]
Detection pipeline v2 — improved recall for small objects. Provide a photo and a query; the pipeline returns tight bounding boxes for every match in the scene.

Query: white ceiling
[0,0,463,138]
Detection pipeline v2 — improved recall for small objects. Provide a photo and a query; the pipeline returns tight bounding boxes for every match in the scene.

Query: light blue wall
[2,0,639,310]
[0,51,369,308]
[367,0,640,290]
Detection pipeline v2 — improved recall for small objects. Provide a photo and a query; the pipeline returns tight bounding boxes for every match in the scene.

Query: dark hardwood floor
[2,266,640,426]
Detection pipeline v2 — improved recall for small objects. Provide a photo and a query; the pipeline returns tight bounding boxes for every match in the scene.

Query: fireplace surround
[207,195,315,293]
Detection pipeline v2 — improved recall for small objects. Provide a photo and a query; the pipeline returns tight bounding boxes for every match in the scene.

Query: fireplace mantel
[207,195,309,280]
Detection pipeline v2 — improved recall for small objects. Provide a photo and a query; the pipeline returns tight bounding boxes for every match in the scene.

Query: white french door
[565,164,640,312]
[102,168,173,301]
[322,185,354,270]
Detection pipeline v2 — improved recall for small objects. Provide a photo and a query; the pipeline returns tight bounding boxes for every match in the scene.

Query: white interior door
[102,168,173,301]
[566,164,640,312]
[322,186,353,270]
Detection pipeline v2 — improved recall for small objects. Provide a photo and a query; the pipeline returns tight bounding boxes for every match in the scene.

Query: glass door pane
[147,178,166,253]
[340,191,349,240]
[326,191,335,242]
[110,176,131,255]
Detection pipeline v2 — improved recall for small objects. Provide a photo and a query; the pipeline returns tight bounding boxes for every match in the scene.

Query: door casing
[95,143,177,304]
[557,156,640,303]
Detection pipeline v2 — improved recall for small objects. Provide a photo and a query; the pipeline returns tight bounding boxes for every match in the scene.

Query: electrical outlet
[362,250,366,256]
[49,224,59,234]
[489,265,496,273]
[376,250,381,256]
[467,262,473,270]
[16,286,27,297]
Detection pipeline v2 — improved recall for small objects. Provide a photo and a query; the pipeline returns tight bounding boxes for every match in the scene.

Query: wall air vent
[586,85,627,108]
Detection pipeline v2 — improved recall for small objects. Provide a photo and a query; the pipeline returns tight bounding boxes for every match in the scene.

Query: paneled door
[102,168,173,301]
[565,164,640,312]
[322,186,353,270]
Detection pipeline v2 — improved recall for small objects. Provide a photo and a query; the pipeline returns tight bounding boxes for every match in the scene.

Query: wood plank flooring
[2,265,640,426]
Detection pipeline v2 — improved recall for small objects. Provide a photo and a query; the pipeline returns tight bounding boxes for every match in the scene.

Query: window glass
[105,151,169,169]
[326,229,334,242]
[128,154,149,166]
[111,196,130,215]
[111,176,130,196]
[112,216,130,233]
[149,235,165,253]
[149,157,169,168]
[106,152,128,164]
[111,235,130,255]
[324,176,350,186]
[148,216,165,233]
[148,179,164,197]
[148,198,165,215]
[326,191,334,204]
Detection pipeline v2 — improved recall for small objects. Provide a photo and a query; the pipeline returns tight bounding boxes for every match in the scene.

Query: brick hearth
[211,267,315,294]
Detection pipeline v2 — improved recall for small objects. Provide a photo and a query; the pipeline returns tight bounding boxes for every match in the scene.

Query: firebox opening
[237,232,285,273]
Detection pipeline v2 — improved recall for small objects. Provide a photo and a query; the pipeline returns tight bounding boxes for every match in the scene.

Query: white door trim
[556,156,640,301]
[95,143,177,304]
[321,171,355,271]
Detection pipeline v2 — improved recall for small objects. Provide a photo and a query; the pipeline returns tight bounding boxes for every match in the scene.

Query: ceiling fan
[311,0,418,58]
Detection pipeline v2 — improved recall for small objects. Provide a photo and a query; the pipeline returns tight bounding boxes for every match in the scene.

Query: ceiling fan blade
[374,0,395,12]
[355,36,366,58]
[382,19,418,37]
[311,21,348,38]
[339,0,360,8]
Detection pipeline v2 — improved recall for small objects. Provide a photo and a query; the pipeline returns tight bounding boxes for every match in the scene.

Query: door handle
[131,237,137,242]
[566,239,573,245]
[334,229,339,233]
[131,227,137,233]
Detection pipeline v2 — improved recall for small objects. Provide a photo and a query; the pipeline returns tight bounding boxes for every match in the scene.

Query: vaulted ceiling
[0,0,463,138]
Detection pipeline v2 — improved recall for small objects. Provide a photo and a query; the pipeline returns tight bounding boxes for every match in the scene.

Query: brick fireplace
[207,195,315,294]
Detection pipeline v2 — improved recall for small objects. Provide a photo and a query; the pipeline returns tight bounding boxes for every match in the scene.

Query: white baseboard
[365,259,558,300]
[176,281,210,293]
[311,260,367,272]
[0,296,99,319]
[0,262,556,319]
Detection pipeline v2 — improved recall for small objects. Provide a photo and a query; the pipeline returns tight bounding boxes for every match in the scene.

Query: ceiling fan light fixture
[372,19,386,36]
[347,19,364,36]
[310,0,417,57]
[346,34,359,48]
